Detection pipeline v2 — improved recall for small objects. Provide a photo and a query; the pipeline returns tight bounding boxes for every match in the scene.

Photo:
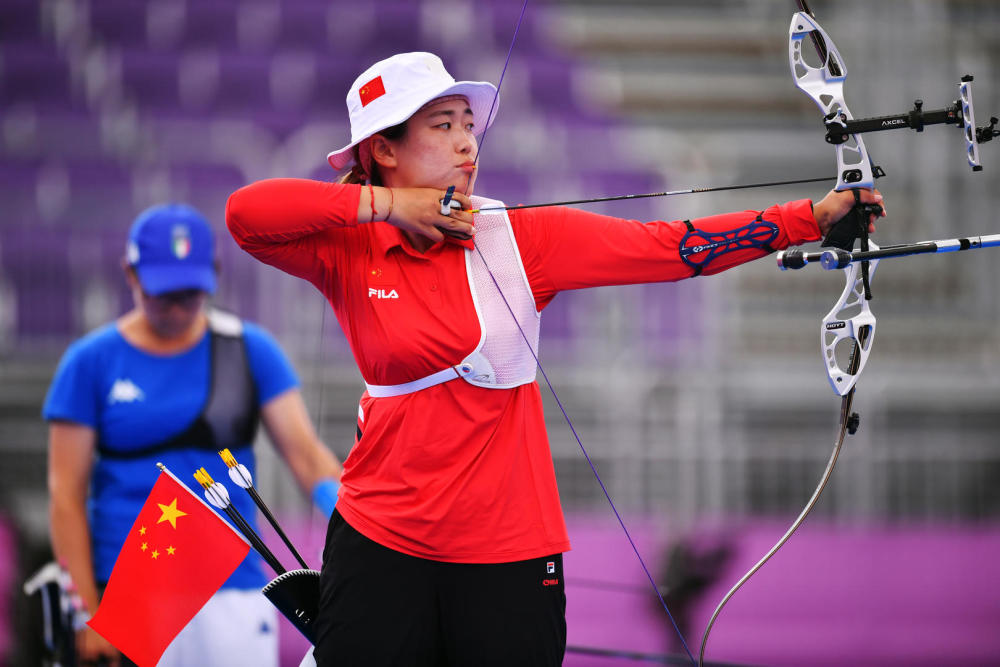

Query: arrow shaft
[221,501,286,575]
[471,176,835,213]
[246,486,310,570]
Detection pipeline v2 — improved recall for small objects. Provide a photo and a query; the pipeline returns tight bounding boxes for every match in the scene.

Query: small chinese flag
[88,467,250,667]
[358,75,386,107]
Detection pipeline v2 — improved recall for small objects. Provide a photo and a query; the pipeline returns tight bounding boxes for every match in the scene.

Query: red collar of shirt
[371,221,475,259]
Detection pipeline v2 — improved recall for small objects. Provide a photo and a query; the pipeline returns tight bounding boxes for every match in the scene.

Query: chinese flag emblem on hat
[88,467,250,667]
[359,75,386,107]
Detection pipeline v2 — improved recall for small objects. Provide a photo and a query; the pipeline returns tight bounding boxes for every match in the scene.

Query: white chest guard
[365,196,540,397]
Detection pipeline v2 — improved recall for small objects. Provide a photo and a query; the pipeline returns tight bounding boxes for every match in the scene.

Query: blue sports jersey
[43,318,298,588]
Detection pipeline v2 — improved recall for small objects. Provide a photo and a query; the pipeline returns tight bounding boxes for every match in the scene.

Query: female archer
[226,51,883,666]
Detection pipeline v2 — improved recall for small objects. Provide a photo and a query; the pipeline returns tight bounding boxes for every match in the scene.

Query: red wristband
[368,183,377,223]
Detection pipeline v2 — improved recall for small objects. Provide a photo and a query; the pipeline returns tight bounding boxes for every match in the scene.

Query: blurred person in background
[43,203,343,667]
[226,52,884,666]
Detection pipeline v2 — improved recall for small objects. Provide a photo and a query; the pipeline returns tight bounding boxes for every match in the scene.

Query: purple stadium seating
[267,4,334,52]
[527,57,577,109]
[119,50,184,108]
[96,225,134,314]
[0,45,81,110]
[166,163,245,223]
[0,226,74,339]
[577,170,664,220]
[0,0,43,44]
[88,1,153,48]
[4,110,108,161]
[468,167,533,205]
[61,162,136,228]
[171,5,242,50]
[0,162,43,227]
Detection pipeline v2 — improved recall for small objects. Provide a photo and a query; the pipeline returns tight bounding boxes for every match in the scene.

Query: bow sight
[822,75,998,173]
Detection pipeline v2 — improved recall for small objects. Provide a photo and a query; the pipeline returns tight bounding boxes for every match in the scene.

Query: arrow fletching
[220,449,254,489]
[194,468,231,509]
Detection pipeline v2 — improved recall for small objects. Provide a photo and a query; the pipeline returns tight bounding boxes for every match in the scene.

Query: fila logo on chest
[367,264,400,299]
[368,288,399,299]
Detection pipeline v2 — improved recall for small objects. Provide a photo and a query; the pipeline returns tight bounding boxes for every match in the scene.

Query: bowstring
[464,0,528,194]
[468,1,696,663]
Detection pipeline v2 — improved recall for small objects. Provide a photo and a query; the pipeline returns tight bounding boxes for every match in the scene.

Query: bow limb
[698,400,851,666]
[789,12,878,193]
[698,259,879,665]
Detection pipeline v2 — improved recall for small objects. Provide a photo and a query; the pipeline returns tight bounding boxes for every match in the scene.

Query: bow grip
[821,197,882,251]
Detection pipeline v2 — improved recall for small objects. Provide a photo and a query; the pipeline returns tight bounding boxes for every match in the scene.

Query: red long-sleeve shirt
[226,178,819,563]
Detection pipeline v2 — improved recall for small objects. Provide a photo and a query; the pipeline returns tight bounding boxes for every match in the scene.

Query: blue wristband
[312,478,340,519]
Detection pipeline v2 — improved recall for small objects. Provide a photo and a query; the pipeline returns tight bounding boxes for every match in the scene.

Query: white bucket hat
[327,52,499,171]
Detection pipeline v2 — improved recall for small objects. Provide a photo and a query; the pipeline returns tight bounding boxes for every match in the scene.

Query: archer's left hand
[813,188,886,238]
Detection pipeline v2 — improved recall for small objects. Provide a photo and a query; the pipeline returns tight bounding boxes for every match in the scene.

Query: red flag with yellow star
[88,467,250,667]
[358,75,386,106]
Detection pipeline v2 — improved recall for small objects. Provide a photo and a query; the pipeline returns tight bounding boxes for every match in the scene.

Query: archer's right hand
[383,187,474,243]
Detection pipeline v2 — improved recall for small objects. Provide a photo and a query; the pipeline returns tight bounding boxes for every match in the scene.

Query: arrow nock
[219,448,238,468]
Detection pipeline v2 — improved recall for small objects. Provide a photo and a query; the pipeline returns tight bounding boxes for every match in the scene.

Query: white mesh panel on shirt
[467,196,540,387]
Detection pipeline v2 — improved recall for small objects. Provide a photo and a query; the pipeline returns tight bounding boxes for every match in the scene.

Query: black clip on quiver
[821,188,882,300]
[262,569,321,644]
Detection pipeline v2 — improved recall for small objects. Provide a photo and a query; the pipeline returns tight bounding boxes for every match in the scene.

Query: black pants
[313,511,566,667]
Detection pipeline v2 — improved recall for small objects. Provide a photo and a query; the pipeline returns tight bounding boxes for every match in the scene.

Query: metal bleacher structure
[1,0,999,571]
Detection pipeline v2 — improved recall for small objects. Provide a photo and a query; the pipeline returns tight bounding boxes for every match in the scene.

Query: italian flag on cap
[171,225,191,259]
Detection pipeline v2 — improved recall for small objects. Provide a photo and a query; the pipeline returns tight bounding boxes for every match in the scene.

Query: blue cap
[126,203,217,296]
